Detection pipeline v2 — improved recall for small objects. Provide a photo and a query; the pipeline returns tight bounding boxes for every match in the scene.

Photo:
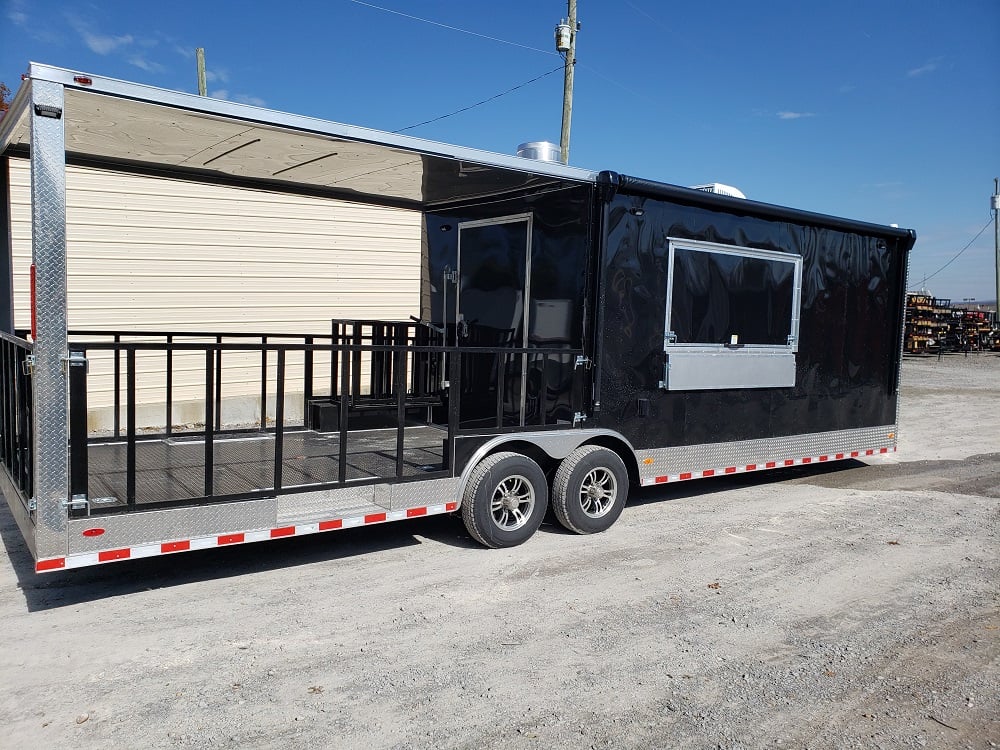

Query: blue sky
[3,0,998,302]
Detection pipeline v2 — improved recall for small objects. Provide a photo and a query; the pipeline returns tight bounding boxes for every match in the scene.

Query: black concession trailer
[0,64,915,572]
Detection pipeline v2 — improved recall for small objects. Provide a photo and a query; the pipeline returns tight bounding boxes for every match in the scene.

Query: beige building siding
[7,158,422,429]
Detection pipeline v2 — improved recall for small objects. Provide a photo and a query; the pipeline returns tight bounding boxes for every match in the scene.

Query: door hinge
[664,330,677,346]
[23,354,35,376]
[62,494,89,511]
[27,497,37,512]
[443,266,459,284]
[574,355,592,370]
[573,411,588,427]
[61,351,89,376]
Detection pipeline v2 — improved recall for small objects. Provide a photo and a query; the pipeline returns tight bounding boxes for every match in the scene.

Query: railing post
[303,336,313,427]
[126,348,136,506]
[165,335,173,437]
[68,349,89,506]
[338,340,350,483]
[203,348,214,497]
[274,349,285,491]
[394,347,406,478]
[330,321,339,400]
[113,334,121,438]
[16,344,33,496]
[214,335,223,432]
[495,351,506,428]
[447,349,460,470]
[1,341,10,473]
[259,336,268,432]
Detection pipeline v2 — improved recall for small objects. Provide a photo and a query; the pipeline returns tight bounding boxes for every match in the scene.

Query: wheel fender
[455,429,636,505]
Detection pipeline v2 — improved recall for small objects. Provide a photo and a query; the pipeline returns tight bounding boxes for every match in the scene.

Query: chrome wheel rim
[490,474,535,530]
[579,467,617,518]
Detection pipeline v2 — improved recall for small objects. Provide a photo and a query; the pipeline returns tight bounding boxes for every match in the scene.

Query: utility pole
[196,47,207,96]
[993,177,999,313]
[556,1,578,165]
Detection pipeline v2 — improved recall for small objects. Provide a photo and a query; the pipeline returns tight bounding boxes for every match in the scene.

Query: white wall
[7,158,423,430]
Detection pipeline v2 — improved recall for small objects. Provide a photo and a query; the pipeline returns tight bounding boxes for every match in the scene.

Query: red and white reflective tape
[35,501,459,573]
[640,446,895,487]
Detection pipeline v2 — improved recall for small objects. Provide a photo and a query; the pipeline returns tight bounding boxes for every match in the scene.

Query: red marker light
[82,528,106,537]
[73,76,93,85]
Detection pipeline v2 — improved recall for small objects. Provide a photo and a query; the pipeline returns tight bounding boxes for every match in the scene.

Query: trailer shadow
[0,502,476,612]
[1,460,873,611]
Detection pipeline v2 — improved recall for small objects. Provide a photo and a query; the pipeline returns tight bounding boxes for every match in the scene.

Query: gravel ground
[1,353,997,749]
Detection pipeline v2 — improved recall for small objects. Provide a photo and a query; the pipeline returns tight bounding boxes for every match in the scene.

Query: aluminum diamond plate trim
[276,484,382,524]
[29,80,70,561]
[67,497,277,554]
[635,425,897,485]
[389,477,460,511]
[41,496,460,572]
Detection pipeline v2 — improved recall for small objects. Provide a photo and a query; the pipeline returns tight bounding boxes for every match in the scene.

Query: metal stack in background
[905,293,999,353]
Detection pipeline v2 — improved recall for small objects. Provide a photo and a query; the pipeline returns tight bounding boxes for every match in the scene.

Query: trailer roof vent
[690,183,747,199]
[517,141,561,162]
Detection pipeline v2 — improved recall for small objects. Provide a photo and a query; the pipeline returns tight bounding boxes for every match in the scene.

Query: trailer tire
[461,452,548,548]
[551,445,629,535]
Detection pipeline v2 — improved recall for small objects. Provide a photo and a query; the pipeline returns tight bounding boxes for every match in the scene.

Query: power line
[920,217,993,284]
[393,65,564,134]
[349,1,663,113]
[347,0,557,56]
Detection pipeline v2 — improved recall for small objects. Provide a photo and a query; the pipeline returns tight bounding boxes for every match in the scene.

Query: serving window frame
[661,238,803,391]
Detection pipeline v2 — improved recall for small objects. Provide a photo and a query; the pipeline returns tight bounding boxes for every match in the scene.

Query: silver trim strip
[634,424,897,485]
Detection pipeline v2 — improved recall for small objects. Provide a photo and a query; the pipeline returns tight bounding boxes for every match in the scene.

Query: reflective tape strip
[642,447,893,487]
[34,501,459,573]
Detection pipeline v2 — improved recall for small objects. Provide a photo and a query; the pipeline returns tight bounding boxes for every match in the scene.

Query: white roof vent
[690,182,747,199]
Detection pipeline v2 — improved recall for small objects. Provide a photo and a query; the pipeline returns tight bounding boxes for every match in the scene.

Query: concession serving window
[661,238,802,391]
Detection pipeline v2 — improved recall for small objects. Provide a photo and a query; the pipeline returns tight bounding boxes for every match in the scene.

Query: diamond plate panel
[67,497,277,554]
[29,80,70,560]
[635,424,898,484]
[276,484,380,524]
[388,477,459,511]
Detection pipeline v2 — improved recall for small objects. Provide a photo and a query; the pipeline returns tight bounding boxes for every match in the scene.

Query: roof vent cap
[689,182,747,199]
[517,141,561,162]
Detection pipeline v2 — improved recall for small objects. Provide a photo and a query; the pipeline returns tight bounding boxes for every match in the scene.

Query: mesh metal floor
[87,426,446,508]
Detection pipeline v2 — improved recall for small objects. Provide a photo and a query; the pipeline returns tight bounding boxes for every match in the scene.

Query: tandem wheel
[551,445,629,535]
[461,451,548,548]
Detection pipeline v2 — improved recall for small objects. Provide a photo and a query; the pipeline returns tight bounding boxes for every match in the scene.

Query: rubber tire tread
[461,451,548,549]
[551,445,629,535]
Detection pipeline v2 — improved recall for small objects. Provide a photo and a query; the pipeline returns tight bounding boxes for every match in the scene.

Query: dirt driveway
[1,354,997,749]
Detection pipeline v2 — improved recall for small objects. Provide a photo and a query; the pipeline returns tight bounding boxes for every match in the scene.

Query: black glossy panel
[459,220,528,347]
[424,186,595,427]
[596,194,912,448]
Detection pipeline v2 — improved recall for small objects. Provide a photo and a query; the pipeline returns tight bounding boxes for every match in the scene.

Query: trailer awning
[0,63,596,209]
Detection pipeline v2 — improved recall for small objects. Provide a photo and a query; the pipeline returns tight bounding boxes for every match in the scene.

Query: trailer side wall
[596,193,910,449]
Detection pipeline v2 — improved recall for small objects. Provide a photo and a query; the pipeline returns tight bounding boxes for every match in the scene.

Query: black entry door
[456,214,532,426]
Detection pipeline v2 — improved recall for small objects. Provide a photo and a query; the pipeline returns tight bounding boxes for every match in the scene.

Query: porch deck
[85,425,447,511]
